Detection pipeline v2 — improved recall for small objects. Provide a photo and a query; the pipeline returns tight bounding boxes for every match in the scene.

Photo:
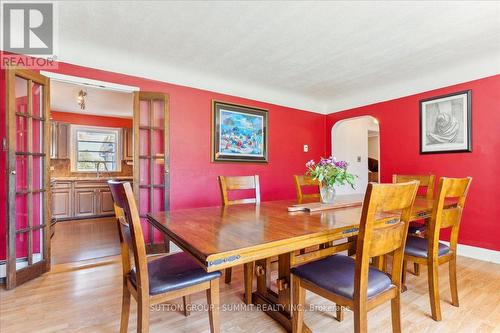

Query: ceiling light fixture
[77,89,87,110]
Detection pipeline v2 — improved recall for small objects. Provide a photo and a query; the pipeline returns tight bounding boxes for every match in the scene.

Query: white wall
[331,117,379,195]
[368,135,379,159]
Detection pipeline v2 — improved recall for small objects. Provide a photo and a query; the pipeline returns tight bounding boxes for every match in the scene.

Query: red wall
[45,63,326,209]
[326,74,500,251]
[0,59,327,259]
[51,111,132,128]
[2,54,498,258]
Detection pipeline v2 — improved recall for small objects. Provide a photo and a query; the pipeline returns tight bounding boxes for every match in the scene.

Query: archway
[331,116,380,195]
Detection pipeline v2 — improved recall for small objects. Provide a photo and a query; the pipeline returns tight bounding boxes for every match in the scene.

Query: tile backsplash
[50,159,133,178]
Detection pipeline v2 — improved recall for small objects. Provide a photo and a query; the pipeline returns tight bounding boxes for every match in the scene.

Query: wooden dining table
[147,194,437,332]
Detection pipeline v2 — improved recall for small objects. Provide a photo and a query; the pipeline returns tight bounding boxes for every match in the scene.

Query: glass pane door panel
[32,193,43,227]
[16,116,28,152]
[15,194,28,230]
[15,156,28,192]
[152,188,164,213]
[32,156,43,190]
[32,228,43,262]
[140,218,151,243]
[32,119,44,153]
[139,188,150,215]
[152,130,164,155]
[152,100,165,127]
[15,76,28,114]
[16,233,29,259]
[139,101,150,126]
[32,83,42,117]
[153,161,164,185]
[139,159,150,185]
[139,129,150,155]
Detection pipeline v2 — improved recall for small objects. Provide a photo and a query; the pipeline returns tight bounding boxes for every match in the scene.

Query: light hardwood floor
[51,217,121,265]
[1,255,499,332]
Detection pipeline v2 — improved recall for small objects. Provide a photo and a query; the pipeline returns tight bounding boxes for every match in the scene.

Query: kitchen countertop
[51,176,133,182]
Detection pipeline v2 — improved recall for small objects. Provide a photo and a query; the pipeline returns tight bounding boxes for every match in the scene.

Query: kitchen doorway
[46,75,136,264]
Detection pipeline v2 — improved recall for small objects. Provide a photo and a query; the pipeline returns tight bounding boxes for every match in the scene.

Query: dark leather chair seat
[405,236,449,258]
[129,252,221,295]
[291,254,392,299]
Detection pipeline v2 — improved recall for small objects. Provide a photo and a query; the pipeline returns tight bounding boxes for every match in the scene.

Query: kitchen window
[71,125,122,172]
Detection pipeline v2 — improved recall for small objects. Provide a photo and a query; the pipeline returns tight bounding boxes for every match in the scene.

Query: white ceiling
[55,1,500,114]
[50,80,133,118]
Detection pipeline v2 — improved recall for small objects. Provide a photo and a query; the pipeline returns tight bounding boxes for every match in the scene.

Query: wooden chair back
[293,175,320,202]
[218,175,261,205]
[355,181,419,297]
[393,174,435,200]
[108,181,149,296]
[428,177,472,255]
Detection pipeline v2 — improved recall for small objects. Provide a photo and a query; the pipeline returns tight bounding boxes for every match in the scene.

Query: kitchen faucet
[95,161,109,178]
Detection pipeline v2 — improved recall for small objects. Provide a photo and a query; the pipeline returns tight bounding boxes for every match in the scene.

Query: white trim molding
[441,241,500,264]
[40,71,140,93]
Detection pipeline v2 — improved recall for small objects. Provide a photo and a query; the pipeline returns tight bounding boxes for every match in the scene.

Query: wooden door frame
[6,67,51,289]
[133,91,170,254]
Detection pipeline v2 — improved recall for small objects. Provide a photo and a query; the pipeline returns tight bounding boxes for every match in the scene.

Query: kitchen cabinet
[50,121,70,159]
[97,188,115,215]
[50,178,132,221]
[51,182,72,219]
[74,188,97,218]
[123,127,133,161]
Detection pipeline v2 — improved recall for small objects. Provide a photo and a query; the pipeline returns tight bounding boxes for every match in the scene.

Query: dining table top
[147,194,439,272]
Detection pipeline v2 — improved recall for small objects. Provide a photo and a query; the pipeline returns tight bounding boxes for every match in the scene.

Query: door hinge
[2,138,7,151]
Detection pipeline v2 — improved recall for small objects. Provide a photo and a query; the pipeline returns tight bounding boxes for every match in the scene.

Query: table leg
[243,262,254,305]
[252,252,311,333]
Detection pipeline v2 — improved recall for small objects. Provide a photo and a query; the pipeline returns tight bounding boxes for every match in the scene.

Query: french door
[133,92,170,252]
[6,68,51,289]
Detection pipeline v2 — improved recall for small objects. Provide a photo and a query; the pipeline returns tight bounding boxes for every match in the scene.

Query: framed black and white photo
[420,90,472,154]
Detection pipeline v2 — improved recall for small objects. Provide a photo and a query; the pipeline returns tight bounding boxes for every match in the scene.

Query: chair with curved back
[291,181,419,333]
[293,175,321,203]
[108,180,221,333]
[403,177,472,321]
[393,174,435,275]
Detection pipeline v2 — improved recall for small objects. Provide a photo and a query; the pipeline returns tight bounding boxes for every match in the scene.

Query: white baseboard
[441,241,500,264]
[169,242,182,253]
[0,253,43,278]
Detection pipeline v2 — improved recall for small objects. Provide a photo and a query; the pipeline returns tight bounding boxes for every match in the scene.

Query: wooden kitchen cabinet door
[123,127,133,161]
[50,122,69,159]
[51,189,72,219]
[97,189,115,215]
[57,123,69,159]
[74,188,96,218]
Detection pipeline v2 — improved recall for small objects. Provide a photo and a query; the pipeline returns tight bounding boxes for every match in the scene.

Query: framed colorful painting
[420,90,472,154]
[211,101,268,163]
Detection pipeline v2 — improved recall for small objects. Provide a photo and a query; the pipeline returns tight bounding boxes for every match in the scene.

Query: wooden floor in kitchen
[1,253,499,333]
[51,217,121,265]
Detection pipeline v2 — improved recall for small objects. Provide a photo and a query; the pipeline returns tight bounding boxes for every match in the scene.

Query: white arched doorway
[331,116,380,195]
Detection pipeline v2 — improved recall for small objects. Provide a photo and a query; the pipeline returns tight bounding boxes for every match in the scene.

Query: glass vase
[320,185,336,204]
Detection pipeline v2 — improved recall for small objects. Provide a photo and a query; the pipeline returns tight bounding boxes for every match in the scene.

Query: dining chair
[218,175,259,304]
[291,181,419,333]
[402,177,472,321]
[293,175,327,254]
[108,180,222,333]
[393,174,435,275]
[218,175,260,206]
[293,175,320,203]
